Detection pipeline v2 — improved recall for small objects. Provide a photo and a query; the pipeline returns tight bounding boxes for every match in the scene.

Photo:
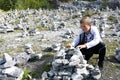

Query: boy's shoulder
[91,26,99,31]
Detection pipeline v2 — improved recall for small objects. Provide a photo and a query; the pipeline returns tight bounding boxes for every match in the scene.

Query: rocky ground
[0,25,120,80]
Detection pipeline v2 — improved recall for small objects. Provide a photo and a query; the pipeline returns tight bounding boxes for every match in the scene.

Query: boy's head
[80,17,92,33]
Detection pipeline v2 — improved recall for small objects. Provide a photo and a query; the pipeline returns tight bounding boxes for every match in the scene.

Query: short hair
[80,17,91,25]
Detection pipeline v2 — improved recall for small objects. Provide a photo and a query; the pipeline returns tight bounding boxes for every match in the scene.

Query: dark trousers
[80,42,106,65]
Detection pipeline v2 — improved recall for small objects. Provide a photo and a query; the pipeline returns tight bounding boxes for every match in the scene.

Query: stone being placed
[114,47,120,62]
[42,47,101,80]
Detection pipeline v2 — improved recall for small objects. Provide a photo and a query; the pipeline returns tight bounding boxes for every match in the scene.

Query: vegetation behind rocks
[0,0,52,11]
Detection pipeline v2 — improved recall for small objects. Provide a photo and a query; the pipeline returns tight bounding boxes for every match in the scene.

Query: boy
[67,17,106,69]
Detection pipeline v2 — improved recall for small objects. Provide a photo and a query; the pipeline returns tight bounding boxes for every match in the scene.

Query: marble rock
[114,47,120,62]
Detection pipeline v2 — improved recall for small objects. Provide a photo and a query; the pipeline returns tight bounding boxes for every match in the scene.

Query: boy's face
[80,23,91,33]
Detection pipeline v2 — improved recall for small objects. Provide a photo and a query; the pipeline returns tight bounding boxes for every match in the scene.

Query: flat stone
[0,74,7,80]
[70,55,80,61]
[24,43,32,49]
[24,48,35,54]
[86,64,94,71]
[58,71,71,76]
[75,67,89,75]
[71,73,83,80]
[2,66,24,79]
[69,61,80,66]
[0,60,16,69]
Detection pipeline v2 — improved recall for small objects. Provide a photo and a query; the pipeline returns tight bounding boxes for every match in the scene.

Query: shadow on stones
[42,47,53,52]
[25,54,54,78]
[106,55,120,64]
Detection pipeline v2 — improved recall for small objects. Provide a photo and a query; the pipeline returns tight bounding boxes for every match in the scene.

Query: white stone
[36,53,43,59]
[3,53,13,62]
[114,47,120,62]
[75,67,89,75]
[91,67,101,80]
[2,66,24,79]
[71,73,83,80]
[24,43,32,49]
[42,71,48,80]
[15,52,30,65]
[0,60,16,69]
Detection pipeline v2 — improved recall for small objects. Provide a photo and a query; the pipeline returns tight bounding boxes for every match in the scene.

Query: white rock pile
[15,43,42,65]
[0,53,24,80]
[42,47,101,80]
[0,43,43,80]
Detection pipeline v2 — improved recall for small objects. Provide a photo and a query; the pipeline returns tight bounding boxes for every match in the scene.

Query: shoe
[99,66,103,71]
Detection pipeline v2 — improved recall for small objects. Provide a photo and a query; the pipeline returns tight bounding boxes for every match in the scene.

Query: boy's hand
[77,44,87,49]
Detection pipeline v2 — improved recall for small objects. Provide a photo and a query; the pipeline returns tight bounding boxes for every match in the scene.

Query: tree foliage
[0,0,52,11]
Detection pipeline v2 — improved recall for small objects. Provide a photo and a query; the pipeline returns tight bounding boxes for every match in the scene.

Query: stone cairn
[0,43,42,80]
[15,43,42,65]
[0,53,24,80]
[114,46,120,62]
[42,47,101,80]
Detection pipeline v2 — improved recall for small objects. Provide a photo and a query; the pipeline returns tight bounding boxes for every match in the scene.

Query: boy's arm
[72,34,80,47]
[85,27,101,49]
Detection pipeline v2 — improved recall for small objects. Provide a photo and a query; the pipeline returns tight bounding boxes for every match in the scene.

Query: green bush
[0,0,16,11]
[0,0,52,11]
